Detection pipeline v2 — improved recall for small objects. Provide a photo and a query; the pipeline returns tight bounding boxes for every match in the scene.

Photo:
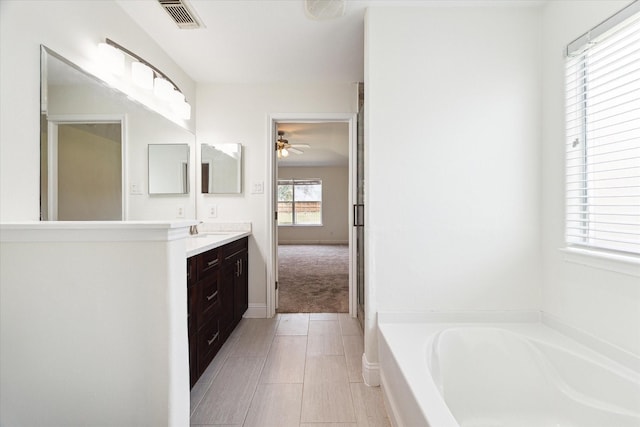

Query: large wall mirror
[40,46,196,221]
[201,143,242,194]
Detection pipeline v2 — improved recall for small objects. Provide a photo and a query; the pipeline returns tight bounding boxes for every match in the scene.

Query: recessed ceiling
[276,122,349,167]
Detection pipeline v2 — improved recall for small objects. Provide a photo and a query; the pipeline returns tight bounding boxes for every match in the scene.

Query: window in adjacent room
[565,2,640,256]
[277,179,323,226]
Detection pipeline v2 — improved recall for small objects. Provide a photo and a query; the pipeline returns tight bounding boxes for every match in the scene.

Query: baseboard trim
[278,240,349,245]
[362,353,380,386]
[243,303,267,319]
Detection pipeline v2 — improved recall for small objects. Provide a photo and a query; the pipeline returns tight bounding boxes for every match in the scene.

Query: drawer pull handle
[206,259,218,267]
[206,291,218,302]
[207,332,219,346]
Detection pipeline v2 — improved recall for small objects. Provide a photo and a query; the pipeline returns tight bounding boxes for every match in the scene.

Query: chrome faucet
[189,221,204,235]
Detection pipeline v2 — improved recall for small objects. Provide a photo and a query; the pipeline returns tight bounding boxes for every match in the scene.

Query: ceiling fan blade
[290,144,310,148]
[289,147,303,155]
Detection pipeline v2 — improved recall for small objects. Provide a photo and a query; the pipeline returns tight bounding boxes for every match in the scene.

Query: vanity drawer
[197,316,221,374]
[222,237,248,261]
[198,273,220,328]
[197,248,220,280]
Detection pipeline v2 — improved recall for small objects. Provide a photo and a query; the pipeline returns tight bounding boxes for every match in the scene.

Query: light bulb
[179,101,191,120]
[154,77,173,100]
[132,62,153,89]
[170,89,185,106]
[98,42,124,76]
[282,148,289,157]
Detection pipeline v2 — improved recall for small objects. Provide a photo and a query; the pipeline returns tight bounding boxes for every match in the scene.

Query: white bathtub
[378,321,640,427]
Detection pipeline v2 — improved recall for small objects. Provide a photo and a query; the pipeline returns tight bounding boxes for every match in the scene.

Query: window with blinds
[277,179,323,226]
[565,2,640,256]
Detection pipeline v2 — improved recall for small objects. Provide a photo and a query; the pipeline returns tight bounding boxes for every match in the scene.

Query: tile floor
[190,313,391,427]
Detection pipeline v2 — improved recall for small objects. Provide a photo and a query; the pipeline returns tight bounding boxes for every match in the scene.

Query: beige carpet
[277,244,349,313]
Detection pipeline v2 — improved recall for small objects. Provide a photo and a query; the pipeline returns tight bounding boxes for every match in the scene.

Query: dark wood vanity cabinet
[187,236,248,387]
[220,237,249,339]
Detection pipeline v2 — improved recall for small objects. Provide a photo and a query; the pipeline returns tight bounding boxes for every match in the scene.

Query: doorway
[276,122,350,313]
[267,113,358,317]
[41,118,124,221]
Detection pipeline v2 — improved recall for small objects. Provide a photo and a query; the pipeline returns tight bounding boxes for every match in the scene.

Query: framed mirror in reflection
[201,144,242,194]
[149,144,189,195]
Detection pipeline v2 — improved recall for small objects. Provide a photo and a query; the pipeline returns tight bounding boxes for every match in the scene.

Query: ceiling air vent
[157,0,202,29]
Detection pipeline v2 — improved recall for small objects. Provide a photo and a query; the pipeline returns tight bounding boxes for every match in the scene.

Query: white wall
[0,225,190,426]
[540,0,640,358]
[278,166,349,245]
[0,0,196,221]
[365,6,542,365]
[196,83,357,314]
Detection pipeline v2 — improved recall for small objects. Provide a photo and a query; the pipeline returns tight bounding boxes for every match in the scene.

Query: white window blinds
[565,1,640,256]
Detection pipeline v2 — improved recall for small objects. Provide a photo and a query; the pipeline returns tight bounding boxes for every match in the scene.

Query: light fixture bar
[105,38,187,102]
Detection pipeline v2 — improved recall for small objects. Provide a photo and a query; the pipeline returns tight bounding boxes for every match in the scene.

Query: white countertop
[0,221,251,255]
[0,220,199,242]
[185,231,251,257]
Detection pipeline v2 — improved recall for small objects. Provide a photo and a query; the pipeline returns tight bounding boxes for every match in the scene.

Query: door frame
[266,113,358,318]
[45,114,127,220]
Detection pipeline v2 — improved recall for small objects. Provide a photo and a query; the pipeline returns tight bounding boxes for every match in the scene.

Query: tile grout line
[239,316,280,427]
[190,330,237,417]
[298,331,311,426]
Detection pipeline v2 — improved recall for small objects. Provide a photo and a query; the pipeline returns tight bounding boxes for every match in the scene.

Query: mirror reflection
[40,46,196,220]
[149,144,189,194]
[201,143,242,194]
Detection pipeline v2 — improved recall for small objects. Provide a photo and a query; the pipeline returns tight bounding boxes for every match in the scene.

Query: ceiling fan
[276,130,310,158]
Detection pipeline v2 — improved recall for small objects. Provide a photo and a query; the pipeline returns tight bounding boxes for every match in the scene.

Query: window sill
[559,247,640,277]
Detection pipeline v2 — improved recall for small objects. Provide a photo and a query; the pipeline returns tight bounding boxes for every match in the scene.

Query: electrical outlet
[130,183,142,195]
[208,205,217,218]
[176,205,184,218]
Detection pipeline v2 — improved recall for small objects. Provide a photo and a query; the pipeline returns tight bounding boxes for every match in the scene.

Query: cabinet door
[234,251,248,324]
[220,259,236,340]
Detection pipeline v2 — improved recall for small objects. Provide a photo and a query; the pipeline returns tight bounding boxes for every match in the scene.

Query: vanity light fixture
[153,76,174,100]
[131,61,154,90]
[98,38,192,120]
[97,42,124,76]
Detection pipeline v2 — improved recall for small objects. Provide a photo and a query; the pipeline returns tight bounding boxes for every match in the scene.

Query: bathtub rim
[378,315,640,427]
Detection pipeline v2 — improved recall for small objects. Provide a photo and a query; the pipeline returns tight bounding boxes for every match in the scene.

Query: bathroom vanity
[185,232,249,386]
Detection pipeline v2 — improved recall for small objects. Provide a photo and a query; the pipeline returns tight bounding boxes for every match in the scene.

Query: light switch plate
[252,181,264,194]
[130,183,142,195]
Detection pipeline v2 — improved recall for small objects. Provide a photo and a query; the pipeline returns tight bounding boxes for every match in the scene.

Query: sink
[190,232,233,238]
